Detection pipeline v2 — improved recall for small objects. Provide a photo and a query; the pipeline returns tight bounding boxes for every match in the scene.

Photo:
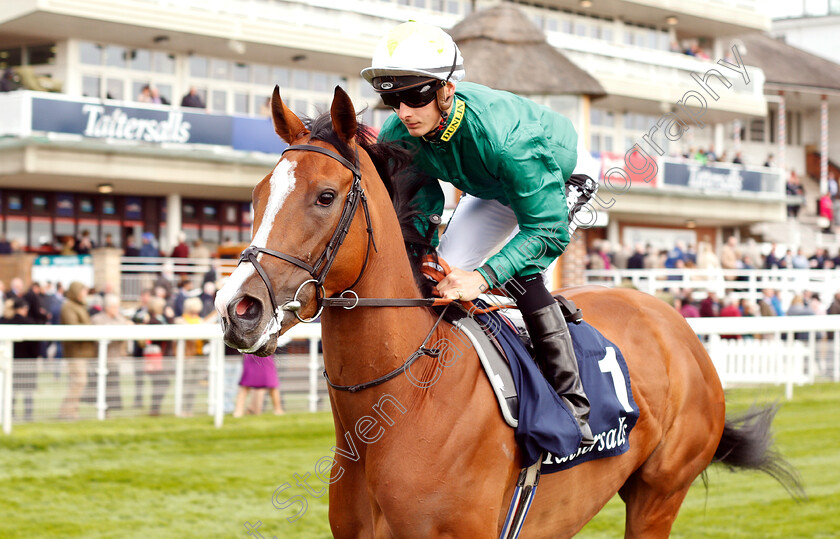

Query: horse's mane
[305,113,437,296]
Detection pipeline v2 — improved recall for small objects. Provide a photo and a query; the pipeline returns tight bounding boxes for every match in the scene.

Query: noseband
[238,143,376,323]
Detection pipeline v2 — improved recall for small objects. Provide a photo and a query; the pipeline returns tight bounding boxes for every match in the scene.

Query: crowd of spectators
[587,237,840,272]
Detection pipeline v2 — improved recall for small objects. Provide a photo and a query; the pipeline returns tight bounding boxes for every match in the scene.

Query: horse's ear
[271,85,308,143]
[330,86,357,144]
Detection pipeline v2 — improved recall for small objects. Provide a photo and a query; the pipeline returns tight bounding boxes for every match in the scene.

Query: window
[131,49,151,71]
[82,75,101,98]
[80,42,101,65]
[105,45,127,68]
[750,119,765,142]
[590,134,601,153]
[153,51,175,73]
[312,72,328,92]
[254,64,271,85]
[106,78,123,100]
[233,62,250,83]
[234,92,249,114]
[273,67,290,88]
[292,69,309,90]
[211,90,227,113]
[28,43,56,65]
[189,56,209,78]
[0,47,22,69]
[210,59,228,79]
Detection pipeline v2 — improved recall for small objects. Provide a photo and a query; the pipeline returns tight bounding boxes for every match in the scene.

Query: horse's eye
[317,191,335,207]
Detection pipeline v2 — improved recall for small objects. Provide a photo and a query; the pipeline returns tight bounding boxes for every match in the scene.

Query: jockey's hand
[436,268,489,302]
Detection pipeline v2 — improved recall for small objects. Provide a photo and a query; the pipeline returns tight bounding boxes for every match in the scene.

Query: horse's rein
[238,143,514,323]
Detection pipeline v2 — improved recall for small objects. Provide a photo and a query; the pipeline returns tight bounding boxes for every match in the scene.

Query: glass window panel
[446,0,459,13]
[602,28,613,42]
[31,220,52,248]
[398,0,410,5]
[253,64,270,85]
[546,19,558,32]
[153,51,175,74]
[131,49,151,71]
[561,20,573,33]
[254,94,270,116]
[233,62,249,83]
[101,222,121,248]
[32,195,49,213]
[79,42,101,65]
[413,0,427,8]
[292,69,309,90]
[82,75,101,98]
[272,67,290,88]
[189,56,208,78]
[605,110,614,126]
[590,108,601,126]
[575,23,586,36]
[106,78,123,100]
[234,92,249,114]
[102,198,116,216]
[202,203,218,221]
[293,99,308,117]
[604,136,614,153]
[105,45,127,68]
[28,43,56,65]
[156,83,172,105]
[183,203,197,221]
[78,197,94,214]
[635,33,646,47]
[210,59,229,79]
[55,220,75,242]
[624,30,634,45]
[211,90,227,113]
[590,134,600,153]
[312,72,328,92]
[200,225,220,245]
[183,225,200,244]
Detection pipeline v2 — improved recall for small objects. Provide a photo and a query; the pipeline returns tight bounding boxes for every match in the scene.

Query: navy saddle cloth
[469,300,640,474]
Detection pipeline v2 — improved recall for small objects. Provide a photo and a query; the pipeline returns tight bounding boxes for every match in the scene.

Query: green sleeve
[483,124,577,281]
[411,177,445,247]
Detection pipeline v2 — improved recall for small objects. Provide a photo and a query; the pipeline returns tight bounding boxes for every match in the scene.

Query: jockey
[362,21,594,446]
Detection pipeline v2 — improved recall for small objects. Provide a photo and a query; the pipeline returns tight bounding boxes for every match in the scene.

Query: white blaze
[215,160,298,317]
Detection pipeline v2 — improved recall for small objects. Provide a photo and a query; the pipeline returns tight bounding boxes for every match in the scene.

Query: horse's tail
[712,404,806,501]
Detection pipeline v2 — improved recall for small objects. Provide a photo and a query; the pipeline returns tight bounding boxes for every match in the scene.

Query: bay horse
[216,86,800,538]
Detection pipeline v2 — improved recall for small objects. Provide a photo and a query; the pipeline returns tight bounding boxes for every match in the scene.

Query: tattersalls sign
[81,104,191,143]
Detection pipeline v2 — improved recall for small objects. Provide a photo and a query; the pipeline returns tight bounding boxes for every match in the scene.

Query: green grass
[1,384,838,538]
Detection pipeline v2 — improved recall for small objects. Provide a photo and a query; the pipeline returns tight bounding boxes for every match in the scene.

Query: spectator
[695,241,720,270]
[764,153,775,167]
[171,232,190,259]
[131,288,153,408]
[58,282,96,420]
[833,249,840,269]
[830,172,839,199]
[139,232,160,258]
[758,289,777,317]
[199,281,217,318]
[1,68,21,92]
[74,229,95,255]
[787,294,815,341]
[791,248,809,269]
[738,298,757,317]
[180,86,205,109]
[786,171,804,218]
[124,235,140,257]
[809,247,828,269]
[699,292,719,317]
[828,291,840,315]
[192,239,212,261]
[675,296,700,318]
[91,294,132,413]
[4,298,39,421]
[720,236,740,279]
[174,297,208,416]
[627,243,646,269]
[154,262,175,301]
[137,84,152,102]
[719,295,742,340]
[705,146,718,163]
[732,151,743,165]
[103,233,117,248]
[144,297,171,416]
[7,277,24,301]
[819,192,834,233]
[260,96,271,117]
[172,278,194,318]
[233,353,285,417]
[0,234,12,254]
[764,242,783,269]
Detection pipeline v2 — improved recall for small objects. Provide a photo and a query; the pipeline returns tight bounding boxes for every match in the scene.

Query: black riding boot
[523,301,594,447]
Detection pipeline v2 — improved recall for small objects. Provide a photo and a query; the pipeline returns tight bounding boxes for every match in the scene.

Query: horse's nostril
[235,296,262,321]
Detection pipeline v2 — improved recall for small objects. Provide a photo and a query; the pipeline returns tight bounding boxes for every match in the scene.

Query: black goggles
[378,80,442,109]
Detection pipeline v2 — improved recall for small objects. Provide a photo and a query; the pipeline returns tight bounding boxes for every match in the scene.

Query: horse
[215,86,801,538]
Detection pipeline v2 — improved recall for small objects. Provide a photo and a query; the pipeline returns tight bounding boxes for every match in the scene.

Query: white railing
[2,314,837,434]
[585,268,840,307]
[0,322,321,435]
[686,315,840,399]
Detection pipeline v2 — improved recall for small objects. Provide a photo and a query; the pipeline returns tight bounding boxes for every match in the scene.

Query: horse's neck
[320,213,439,393]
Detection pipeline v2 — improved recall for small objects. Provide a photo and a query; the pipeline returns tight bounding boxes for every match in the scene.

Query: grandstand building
[0,0,837,283]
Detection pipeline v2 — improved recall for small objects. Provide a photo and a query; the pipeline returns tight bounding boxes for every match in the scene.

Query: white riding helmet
[361,21,465,86]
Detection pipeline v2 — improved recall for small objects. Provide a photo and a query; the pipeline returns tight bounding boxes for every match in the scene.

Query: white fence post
[96,340,109,421]
[174,339,185,417]
[0,340,12,435]
[834,330,840,383]
[308,336,319,413]
[207,345,216,416]
[214,338,225,428]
